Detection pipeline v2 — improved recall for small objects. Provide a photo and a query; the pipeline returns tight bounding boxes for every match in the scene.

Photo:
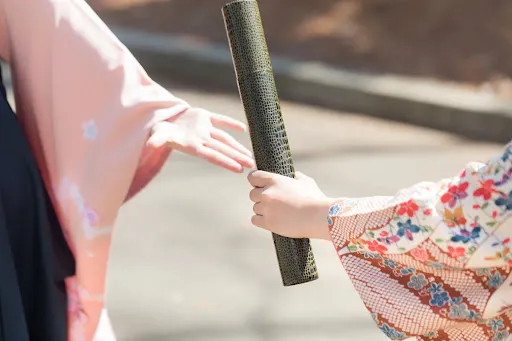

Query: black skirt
[0,68,75,340]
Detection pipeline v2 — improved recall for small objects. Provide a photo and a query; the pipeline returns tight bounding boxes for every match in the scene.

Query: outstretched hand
[149,107,255,173]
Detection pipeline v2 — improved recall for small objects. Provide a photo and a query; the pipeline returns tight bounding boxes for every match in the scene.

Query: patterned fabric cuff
[327,197,362,225]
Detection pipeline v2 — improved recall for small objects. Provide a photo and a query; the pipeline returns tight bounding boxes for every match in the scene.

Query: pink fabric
[0,0,191,339]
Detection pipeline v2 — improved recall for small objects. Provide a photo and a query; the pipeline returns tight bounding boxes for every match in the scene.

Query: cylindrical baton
[222,0,319,286]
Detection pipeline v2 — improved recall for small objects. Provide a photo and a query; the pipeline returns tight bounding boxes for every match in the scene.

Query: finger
[206,139,254,168]
[253,202,264,215]
[196,146,244,173]
[249,187,264,203]
[211,128,253,157]
[295,172,313,181]
[294,171,310,181]
[251,215,266,229]
[210,112,247,131]
[247,170,276,188]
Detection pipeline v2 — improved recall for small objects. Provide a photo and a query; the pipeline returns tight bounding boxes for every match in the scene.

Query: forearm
[1,0,191,201]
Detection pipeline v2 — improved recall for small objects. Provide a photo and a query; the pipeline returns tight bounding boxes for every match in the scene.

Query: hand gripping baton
[222,0,319,286]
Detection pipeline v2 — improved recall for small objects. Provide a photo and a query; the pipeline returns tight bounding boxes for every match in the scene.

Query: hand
[149,107,255,172]
[247,171,334,240]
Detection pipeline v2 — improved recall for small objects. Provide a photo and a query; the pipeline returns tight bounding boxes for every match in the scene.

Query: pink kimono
[0,0,190,339]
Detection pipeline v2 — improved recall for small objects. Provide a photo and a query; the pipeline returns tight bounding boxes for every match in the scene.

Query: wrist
[310,197,336,241]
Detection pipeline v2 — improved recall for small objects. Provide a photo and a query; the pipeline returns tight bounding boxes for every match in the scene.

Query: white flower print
[57,178,112,240]
[82,120,98,141]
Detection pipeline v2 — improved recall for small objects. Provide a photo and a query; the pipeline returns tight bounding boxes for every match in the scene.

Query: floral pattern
[329,141,512,340]
[1,0,191,338]
[81,120,98,141]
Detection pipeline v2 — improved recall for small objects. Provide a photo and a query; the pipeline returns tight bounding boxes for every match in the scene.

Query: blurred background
[91,0,512,98]
[60,0,512,340]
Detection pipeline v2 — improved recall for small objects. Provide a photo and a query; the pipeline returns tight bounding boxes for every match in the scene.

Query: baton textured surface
[222,0,318,286]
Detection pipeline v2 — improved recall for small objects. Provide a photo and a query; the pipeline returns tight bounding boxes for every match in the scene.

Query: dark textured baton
[222,0,319,286]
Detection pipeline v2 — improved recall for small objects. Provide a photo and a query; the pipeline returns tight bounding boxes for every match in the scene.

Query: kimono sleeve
[328,140,512,269]
[0,0,191,203]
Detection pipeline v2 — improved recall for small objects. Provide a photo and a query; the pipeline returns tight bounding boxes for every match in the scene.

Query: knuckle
[260,191,272,201]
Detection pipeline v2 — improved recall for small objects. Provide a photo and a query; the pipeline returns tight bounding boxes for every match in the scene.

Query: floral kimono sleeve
[328,141,512,341]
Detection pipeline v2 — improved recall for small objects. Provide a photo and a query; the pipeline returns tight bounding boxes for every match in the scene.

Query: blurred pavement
[104,81,504,341]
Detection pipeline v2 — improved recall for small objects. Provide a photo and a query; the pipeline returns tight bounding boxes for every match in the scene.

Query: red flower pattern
[410,248,430,262]
[366,240,388,254]
[441,182,469,208]
[397,199,419,217]
[328,142,512,340]
[447,246,466,258]
[473,179,496,200]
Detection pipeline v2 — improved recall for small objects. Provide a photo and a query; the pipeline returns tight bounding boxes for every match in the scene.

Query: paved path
[98,82,504,341]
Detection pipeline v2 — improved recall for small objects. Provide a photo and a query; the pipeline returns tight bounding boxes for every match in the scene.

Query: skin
[156,108,333,241]
[149,107,255,173]
[247,170,335,241]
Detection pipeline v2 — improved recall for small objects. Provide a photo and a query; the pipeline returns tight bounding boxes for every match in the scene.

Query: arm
[0,0,190,202]
[0,2,252,339]
[247,141,512,339]
[329,140,512,269]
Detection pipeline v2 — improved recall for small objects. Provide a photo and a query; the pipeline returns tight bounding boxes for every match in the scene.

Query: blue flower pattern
[379,323,407,340]
[326,142,512,340]
[408,274,428,290]
[428,283,444,294]
[400,267,415,275]
[488,318,505,331]
[327,204,341,225]
[430,291,450,307]
[396,219,421,240]
[487,273,505,288]
[451,226,482,244]
[495,190,512,211]
[383,259,399,269]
